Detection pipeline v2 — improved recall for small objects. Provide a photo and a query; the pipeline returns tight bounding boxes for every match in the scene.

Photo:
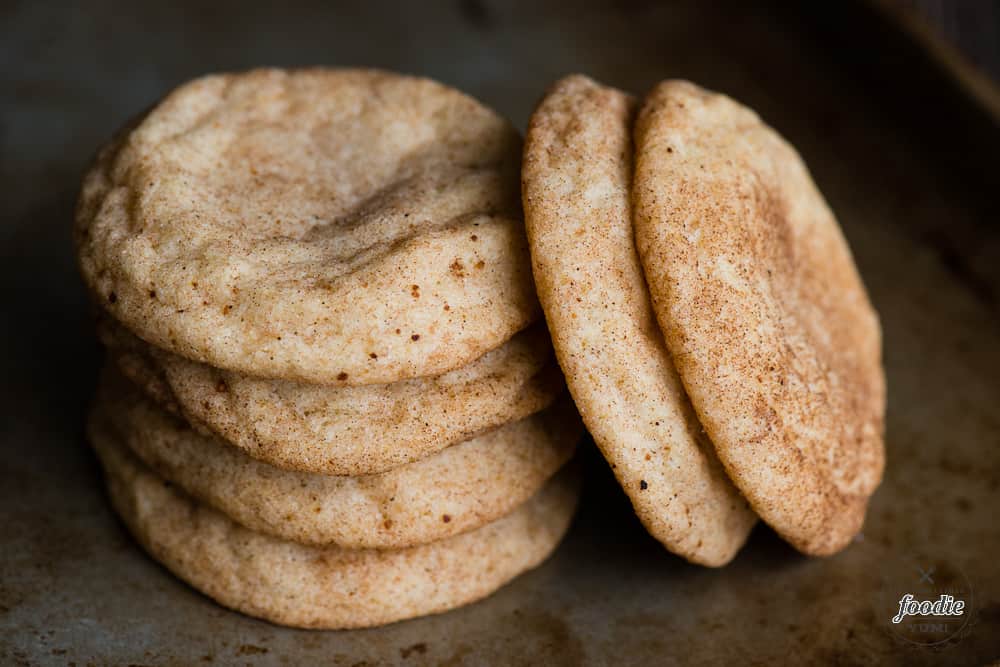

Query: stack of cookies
[75,69,581,629]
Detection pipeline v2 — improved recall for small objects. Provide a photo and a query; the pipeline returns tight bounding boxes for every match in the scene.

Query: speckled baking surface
[2,1,998,665]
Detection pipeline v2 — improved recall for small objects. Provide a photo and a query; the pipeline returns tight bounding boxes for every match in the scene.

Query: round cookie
[99,316,563,475]
[89,366,580,549]
[522,75,756,566]
[76,68,538,385]
[92,431,582,630]
[633,80,885,556]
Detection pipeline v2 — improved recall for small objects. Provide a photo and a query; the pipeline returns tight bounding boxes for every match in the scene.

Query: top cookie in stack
[75,69,582,629]
[77,68,536,386]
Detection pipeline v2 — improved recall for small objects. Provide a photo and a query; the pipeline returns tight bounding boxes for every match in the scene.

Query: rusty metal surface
[1,1,998,665]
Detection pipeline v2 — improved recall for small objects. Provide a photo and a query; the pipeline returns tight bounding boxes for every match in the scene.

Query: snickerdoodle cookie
[76,68,538,385]
[633,80,885,555]
[522,75,756,566]
[100,316,562,475]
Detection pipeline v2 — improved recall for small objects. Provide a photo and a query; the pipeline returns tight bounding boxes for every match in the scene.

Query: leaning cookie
[76,68,539,386]
[93,431,582,630]
[522,75,756,566]
[89,365,580,549]
[99,316,563,475]
[633,81,885,556]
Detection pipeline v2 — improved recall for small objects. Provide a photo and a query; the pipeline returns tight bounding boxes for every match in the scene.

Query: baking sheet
[2,1,998,664]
